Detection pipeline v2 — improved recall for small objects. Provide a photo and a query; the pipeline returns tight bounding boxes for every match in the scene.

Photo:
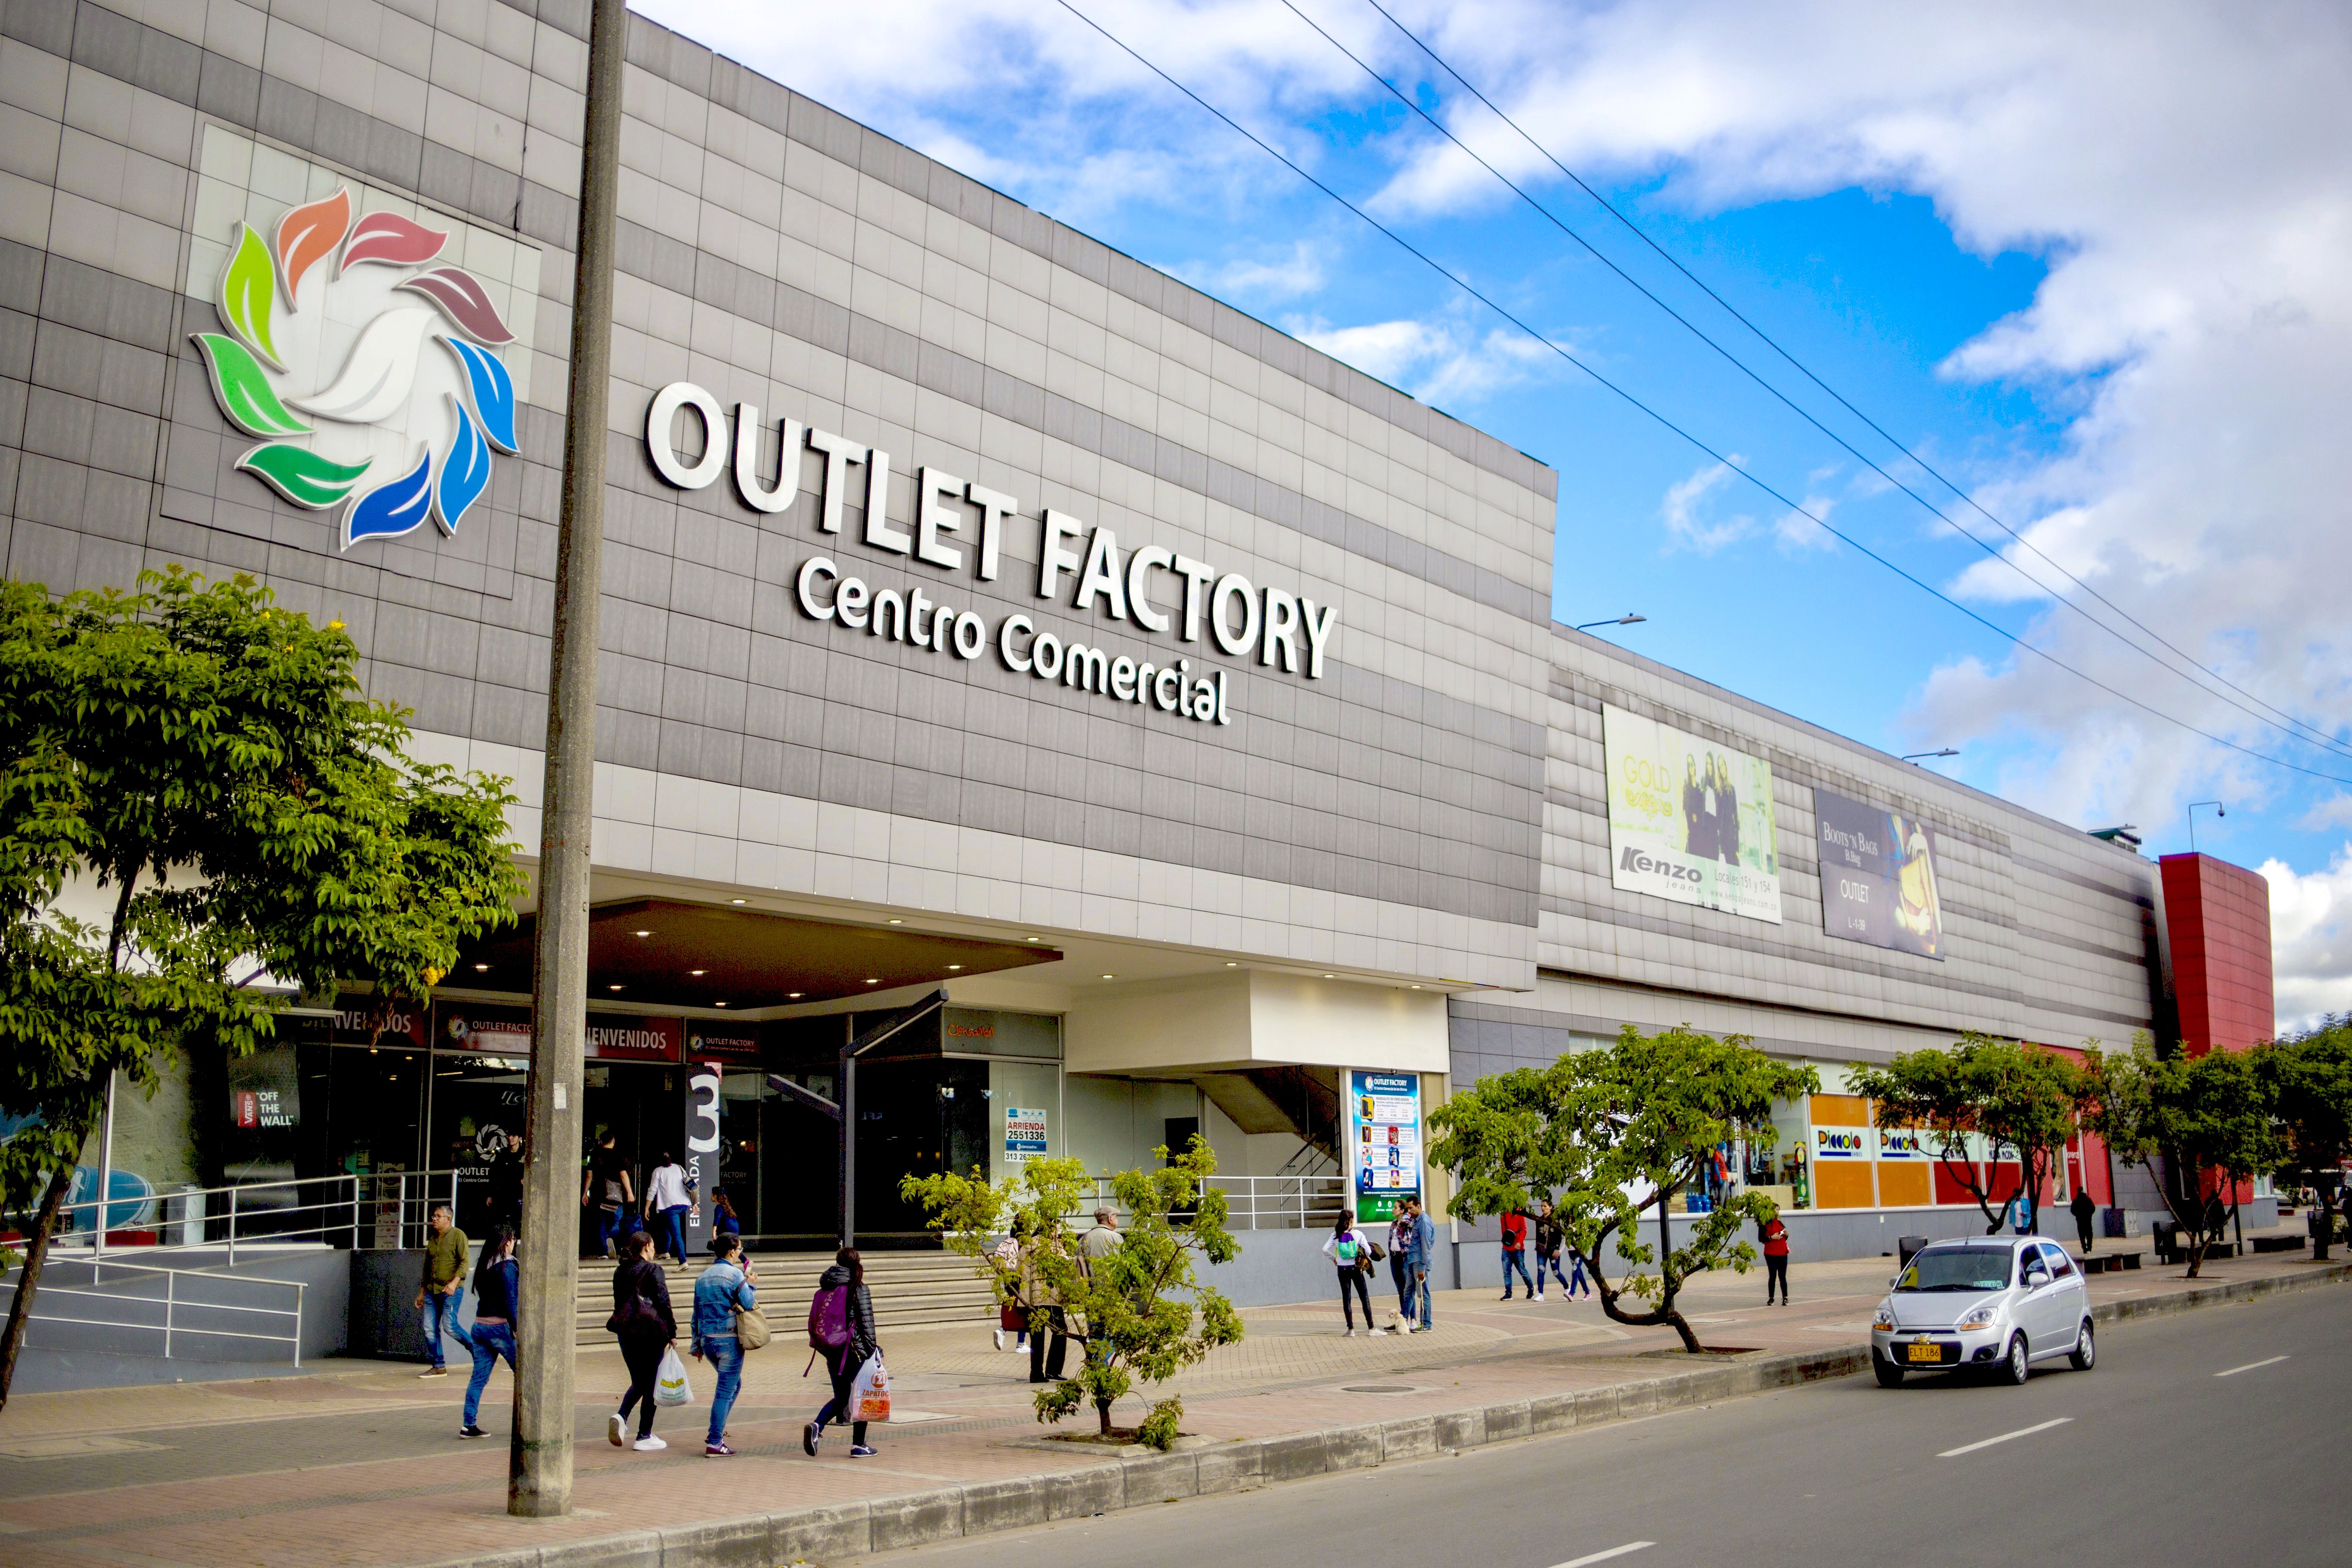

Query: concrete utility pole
[510,0,626,1519]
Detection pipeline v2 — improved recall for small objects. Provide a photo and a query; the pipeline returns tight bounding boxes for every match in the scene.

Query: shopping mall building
[2,0,2277,1299]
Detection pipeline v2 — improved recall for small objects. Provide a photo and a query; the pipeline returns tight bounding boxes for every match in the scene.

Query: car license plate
[1906,1341,1941,1363]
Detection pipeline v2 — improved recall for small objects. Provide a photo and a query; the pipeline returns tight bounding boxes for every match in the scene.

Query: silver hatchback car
[1870,1237,2095,1386]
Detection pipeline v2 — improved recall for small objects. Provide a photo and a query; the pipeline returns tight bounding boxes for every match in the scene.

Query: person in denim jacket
[690,1235,757,1457]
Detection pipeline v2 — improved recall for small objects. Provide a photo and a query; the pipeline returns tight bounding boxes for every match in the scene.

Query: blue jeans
[465,1321,516,1425]
[420,1284,472,1369]
[702,1334,743,1446]
[1500,1247,1534,1296]
[655,1206,688,1261]
[597,1203,628,1255]
[1538,1251,1573,1292]
[1411,1267,1432,1328]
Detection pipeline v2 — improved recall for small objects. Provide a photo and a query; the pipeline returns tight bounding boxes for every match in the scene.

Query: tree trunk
[1096,1397,1112,1436]
[1665,1308,1705,1354]
[0,1164,76,1411]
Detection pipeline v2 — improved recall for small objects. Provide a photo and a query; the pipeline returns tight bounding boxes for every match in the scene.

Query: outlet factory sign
[647,384,1338,724]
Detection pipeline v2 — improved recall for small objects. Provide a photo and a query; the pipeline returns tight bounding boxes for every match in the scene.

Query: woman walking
[802,1246,880,1458]
[609,1230,677,1452]
[1323,1213,1381,1337]
[459,1225,518,1439]
[1386,1200,1417,1323]
[643,1152,693,1266]
[1533,1201,1570,1302]
[692,1234,756,1457]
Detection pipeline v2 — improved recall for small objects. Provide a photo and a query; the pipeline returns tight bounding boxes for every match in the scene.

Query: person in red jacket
[1498,1208,1536,1300]
[1760,1210,1792,1305]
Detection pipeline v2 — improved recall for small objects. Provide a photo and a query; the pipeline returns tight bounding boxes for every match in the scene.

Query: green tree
[0,570,523,1407]
[2255,1023,2352,1261]
[1849,1033,2095,1236]
[1428,1025,1816,1354]
[901,1138,1242,1448]
[2086,1035,2281,1277]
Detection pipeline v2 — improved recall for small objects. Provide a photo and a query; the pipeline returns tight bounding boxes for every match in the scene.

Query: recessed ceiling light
[1026,936,1040,942]
[866,978,880,984]
[608,984,623,991]
[1100,973,1115,980]
[729,897,746,905]
[946,964,962,971]
[473,962,490,972]
[633,929,652,937]
[690,969,706,977]
[788,991,803,999]
[1409,984,1422,990]
[1322,974,1335,979]
[714,1001,727,1008]
[887,918,902,925]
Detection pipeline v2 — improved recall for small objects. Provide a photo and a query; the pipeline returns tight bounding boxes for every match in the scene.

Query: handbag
[735,1301,772,1351]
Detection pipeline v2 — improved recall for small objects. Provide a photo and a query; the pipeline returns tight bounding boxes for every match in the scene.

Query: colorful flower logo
[192,188,519,549]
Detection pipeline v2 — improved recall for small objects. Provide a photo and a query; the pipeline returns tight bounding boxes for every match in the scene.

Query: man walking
[1498,1206,1534,1300]
[582,1129,633,1259]
[414,1203,472,1378]
[2070,1187,2097,1255]
[1403,1197,1436,1333]
[1077,1207,1120,1271]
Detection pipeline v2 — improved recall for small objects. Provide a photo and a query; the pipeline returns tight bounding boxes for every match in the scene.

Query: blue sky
[639,0,2352,1023]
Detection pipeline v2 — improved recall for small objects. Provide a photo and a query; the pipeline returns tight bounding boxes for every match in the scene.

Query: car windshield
[1896,1248,2013,1292]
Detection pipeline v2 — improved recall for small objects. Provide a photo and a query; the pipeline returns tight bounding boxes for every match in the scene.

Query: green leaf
[236,441,371,509]
[191,333,309,438]
[220,223,281,368]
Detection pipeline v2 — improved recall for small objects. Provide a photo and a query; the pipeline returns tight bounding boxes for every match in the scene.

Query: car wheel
[1872,1351,1904,1388]
[2003,1332,2030,1385]
[2068,1318,2095,1371]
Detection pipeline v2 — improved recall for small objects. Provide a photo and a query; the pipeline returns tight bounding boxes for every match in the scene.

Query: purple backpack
[807,1282,851,1352]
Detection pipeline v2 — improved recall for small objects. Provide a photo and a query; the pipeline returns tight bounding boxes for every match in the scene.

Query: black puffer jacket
[818,1261,878,1365]
[613,1255,675,1342]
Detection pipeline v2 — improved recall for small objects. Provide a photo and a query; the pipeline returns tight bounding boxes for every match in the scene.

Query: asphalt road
[864,1282,2351,1568]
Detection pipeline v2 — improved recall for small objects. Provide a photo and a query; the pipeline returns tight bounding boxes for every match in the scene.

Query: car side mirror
[2024,1267,2050,1289]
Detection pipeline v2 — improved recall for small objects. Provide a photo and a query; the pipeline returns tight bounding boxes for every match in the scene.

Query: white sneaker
[1370,1327,1389,1336]
[633,1434,667,1452]
[1344,1327,1357,1337]
[608,1413,626,1448]
[1534,1292,1545,1302]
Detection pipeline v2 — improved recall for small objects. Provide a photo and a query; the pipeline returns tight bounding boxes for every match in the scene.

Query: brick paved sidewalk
[0,1238,2337,1568]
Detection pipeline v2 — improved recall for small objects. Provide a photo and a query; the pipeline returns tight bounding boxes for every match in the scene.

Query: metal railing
[1069,1173,1348,1231]
[0,1256,306,1365]
[49,1169,475,1263]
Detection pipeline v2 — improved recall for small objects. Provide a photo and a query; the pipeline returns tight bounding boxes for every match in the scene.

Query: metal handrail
[1064,1173,1348,1231]
[50,1168,477,1262]
[0,1257,306,1366]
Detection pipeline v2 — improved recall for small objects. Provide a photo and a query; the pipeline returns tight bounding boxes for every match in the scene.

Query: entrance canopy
[453,897,1063,1011]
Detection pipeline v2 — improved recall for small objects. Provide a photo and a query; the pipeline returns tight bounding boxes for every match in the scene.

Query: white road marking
[2214,1355,2289,1378]
[1939,1417,2073,1458]
[1553,1545,1655,1568]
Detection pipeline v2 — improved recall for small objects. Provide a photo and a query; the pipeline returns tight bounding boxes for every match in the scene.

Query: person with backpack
[691,1234,757,1457]
[803,1246,880,1458]
[1322,1213,1383,1336]
[1498,1207,1535,1300]
[608,1230,676,1452]
[459,1225,518,1439]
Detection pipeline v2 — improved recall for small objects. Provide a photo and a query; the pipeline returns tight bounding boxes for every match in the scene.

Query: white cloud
[1286,311,1553,407]
[2263,851,2352,1031]
[1657,459,1751,554]
[1181,240,1326,301]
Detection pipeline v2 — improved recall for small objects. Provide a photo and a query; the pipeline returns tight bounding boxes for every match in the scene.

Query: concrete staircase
[570,1250,998,1347]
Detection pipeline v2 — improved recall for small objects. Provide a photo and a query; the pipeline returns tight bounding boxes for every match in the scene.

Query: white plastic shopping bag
[654,1344,693,1406]
[850,1352,891,1424]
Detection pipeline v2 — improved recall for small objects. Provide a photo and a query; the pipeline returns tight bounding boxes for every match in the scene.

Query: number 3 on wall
[686,1064,722,1155]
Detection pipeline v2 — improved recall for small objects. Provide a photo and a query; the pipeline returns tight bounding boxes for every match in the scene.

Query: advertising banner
[435,1002,532,1056]
[1814,1126,1871,1160]
[1876,1126,1926,1160]
[1003,1106,1049,1162]
[1814,787,1944,959]
[1602,703,1782,923]
[1350,1070,1422,1222]
[585,1014,682,1062]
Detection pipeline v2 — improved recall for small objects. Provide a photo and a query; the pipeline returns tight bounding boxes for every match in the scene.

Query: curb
[422,1262,2348,1568]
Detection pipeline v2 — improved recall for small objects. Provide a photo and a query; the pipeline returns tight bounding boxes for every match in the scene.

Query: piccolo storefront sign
[645,384,1338,724]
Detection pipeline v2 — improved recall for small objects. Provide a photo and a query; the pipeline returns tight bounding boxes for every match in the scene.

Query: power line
[1047,0,2352,787]
[1289,0,2352,766]
[1348,0,2352,764]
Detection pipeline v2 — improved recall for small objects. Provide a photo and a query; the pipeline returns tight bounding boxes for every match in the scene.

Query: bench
[2251,1234,2307,1254]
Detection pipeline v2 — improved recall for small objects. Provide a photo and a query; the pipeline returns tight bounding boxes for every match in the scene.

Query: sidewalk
[0,1238,2341,1568]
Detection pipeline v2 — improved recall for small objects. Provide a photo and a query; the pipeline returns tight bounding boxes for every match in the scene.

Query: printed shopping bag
[850,1352,891,1424]
[654,1344,694,1406]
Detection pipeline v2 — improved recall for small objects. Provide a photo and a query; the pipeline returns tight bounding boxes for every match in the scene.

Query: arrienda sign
[645,384,1337,723]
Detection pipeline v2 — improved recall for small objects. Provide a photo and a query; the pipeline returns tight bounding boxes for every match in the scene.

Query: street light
[2188,800,2224,851]
[1574,614,1647,632]
[1901,749,1959,764]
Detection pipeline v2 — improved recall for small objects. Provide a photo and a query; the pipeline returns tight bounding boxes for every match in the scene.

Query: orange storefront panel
[1876,1162,1932,1207]
[1814,1161,1877,1209]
